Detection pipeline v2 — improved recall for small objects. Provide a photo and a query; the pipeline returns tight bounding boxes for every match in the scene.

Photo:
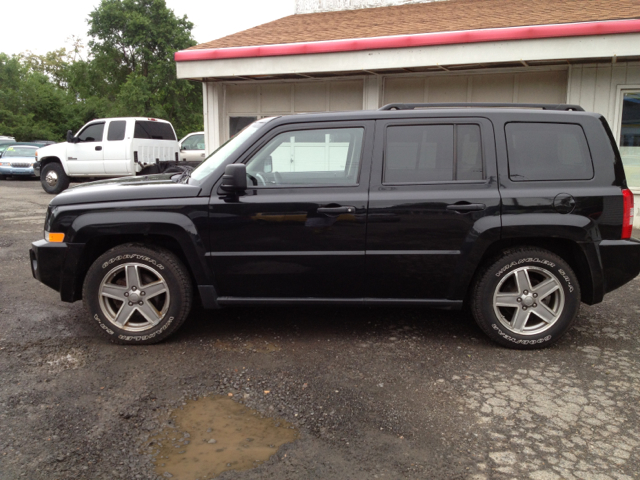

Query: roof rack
[378,103,585,112]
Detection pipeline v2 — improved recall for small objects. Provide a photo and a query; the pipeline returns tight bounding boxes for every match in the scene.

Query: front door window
[245,127,364,187]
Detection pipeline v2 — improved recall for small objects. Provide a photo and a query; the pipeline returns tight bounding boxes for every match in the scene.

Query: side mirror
[66,130,75,143]
[264,155,273,173]
[219,164,247,193]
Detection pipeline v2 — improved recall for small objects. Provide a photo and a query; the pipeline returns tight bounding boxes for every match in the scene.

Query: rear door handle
[446,203,486,212]
[317,206,356,214]
[95,146,102,151]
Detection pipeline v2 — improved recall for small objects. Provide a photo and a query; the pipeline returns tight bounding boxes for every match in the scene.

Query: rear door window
[384,124,484,184]
[134,121,176,140]
[107,121,126,141]
[505,123,594,181]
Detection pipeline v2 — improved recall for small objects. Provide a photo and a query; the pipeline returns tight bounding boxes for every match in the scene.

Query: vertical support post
[203,82,223,155]
[363,75,382,110]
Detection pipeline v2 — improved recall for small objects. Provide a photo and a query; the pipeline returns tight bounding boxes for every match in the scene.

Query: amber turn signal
[45,232,65,243]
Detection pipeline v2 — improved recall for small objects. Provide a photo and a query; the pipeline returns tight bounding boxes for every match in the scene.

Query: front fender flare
[68,211,212,285]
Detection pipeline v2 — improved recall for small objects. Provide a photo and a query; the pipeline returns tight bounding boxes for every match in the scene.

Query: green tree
[0,53,82,141]
[87,0,202,137]
[0,0,202,142]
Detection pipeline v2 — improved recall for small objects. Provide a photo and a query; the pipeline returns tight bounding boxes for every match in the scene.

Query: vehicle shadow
[176,302,486,346]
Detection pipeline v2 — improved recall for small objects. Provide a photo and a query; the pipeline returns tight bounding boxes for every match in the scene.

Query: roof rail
[378,103,585,112]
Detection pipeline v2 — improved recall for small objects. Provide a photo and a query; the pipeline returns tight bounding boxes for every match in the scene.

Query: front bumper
[0,165,36,176]
[600,239,640,294]
[33,161,41,177]
[30,239,85,302]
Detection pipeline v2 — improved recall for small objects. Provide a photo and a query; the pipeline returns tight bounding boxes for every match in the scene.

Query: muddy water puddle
[151,396,298,479]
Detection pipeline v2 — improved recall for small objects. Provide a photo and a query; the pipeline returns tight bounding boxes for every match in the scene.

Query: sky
[0,0,295,57]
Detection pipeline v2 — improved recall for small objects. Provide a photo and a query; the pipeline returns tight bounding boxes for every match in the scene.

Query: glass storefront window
[619,91,640,189]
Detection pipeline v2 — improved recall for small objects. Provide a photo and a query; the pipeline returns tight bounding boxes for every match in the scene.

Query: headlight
[0,162,9,166]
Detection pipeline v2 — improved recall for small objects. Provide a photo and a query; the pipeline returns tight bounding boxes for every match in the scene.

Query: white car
[179,131,205,162]
[35,117,183,194]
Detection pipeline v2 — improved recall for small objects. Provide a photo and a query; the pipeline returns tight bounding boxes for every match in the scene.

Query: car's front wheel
[471,247,581,349]
[41,162,70,194]
[83,244,193,344]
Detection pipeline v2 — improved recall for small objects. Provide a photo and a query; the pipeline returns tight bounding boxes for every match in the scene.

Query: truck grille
[11,163,31,168]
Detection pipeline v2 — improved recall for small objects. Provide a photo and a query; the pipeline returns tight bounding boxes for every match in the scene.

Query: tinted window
[230,117,257,137]
[246,127,364,187]
[77,123,104,143]
[134,121,176,140]
[506,123,594,181]
[457,125,483,180]
[107,121,126,141]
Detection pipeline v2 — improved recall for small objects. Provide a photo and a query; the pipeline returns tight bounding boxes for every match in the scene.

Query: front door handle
[446,203,486,212]
[95,146,102,151]
[317,206,356,214]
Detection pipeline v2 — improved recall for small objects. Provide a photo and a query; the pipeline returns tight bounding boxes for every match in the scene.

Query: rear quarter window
[505,122,594,181]
[134,121,176,140]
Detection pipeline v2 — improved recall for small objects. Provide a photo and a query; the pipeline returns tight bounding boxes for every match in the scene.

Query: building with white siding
[175,0,640,195]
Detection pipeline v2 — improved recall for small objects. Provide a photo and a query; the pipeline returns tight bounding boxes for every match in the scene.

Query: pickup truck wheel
[471,247,580,350]
[41,162,70,194]
[83,244,193,345]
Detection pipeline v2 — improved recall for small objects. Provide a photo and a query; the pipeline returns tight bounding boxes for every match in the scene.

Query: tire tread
[471,246,580,350]
[82,243,193,345]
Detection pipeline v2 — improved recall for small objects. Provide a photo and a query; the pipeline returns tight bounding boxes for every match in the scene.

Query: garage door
[383,70,568,105]
[225,80,364,138]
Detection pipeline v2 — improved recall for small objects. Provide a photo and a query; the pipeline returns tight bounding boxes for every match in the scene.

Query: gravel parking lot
[1,177,639,480]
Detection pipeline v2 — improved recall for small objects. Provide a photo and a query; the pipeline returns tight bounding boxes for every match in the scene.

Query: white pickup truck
[35,117,195,194]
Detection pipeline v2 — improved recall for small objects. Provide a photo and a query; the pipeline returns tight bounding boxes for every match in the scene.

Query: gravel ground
[1,177,639,480]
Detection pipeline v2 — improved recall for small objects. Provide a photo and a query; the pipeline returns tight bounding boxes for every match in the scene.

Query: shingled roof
[190,0,640,51]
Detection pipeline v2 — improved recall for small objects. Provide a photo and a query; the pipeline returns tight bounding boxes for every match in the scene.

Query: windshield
[190,118,275,182]
[3,147,37,157]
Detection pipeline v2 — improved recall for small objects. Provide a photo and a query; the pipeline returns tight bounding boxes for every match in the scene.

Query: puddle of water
[151,396,298,479]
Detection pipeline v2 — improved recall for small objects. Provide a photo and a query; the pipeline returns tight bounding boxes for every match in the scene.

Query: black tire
[82,244,193,345]
[41,162,70,194]
[471,247,581,350]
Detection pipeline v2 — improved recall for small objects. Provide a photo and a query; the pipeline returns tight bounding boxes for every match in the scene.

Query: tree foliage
[0,0,202,141]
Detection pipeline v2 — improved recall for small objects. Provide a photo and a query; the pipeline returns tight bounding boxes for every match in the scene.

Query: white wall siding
[205,79,365,147]
[568,62,640,125]
[383,69,568,105]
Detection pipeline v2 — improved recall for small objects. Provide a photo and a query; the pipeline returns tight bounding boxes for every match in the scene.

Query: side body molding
[448,216,502,300]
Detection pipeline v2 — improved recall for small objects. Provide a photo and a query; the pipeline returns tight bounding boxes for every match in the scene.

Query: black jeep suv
[30,103,640,348]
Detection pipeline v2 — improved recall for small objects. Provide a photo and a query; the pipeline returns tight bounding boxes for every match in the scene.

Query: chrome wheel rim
[98,262,170,332]
[45,170,58,186]
[492,266,565,336]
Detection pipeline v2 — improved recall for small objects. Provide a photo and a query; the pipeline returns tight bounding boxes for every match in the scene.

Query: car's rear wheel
[83,244,192,345]
[41,162,70,194]
[471,247,581,349]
